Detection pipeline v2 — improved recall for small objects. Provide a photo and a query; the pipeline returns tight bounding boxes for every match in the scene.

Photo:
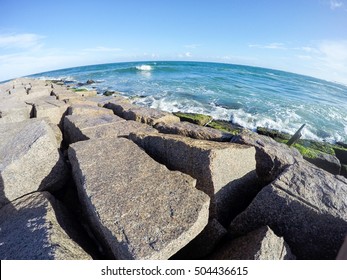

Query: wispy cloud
[295,40,347,83]
[248,42,287,50]
[319,40,347,60]
[178,52,192,58]
[184,44,201,49]
[82,46,122,52]
[0,33,44,50]
[329,0,344,10]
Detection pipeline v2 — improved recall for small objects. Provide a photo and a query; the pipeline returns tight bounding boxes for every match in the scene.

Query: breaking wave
[135,65,152,71]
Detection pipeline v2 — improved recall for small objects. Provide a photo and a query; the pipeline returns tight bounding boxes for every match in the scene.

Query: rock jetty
[0,78,346,260]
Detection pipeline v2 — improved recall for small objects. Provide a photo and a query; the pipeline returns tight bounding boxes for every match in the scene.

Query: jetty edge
[0,77,346,260]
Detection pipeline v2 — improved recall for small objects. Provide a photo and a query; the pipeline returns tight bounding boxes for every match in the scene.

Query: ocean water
[30,61,347,143]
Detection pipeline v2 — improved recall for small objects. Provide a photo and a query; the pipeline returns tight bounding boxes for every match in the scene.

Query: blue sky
[1,0,347,83]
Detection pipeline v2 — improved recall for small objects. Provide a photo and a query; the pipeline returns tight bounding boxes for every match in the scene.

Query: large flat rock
[0,100,32,124]
[0,119,67,208]
[67,103,114,116]
[68,137,210,259]
[64,114,156,144]
[129,133,256,225]
[229,161,347,259]
[155,121,233,142]
[211,226,295,260]
[105,100,180,125]
[0,191,91,259]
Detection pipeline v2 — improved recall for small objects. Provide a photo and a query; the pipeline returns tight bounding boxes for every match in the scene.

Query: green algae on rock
[173,112,213,126]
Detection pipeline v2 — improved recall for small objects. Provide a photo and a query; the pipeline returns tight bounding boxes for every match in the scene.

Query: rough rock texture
[68,137,210,260]
[124,106,180,126]
[67,104,114,116]
[0,78,51,103]
[26,96,69,126]
[211,226,295,260]
[129,132,256,224]
[0,191,91,260]
[229,161,347,259]
[103,97,134,117]
[0,119,67,208]
[74,90,98,97]
[0,78,77,125]
[231,130,303,182]
[155,121,233,142]
[64,114,156,144]
[104,100,180,125]
[53,90,86,103]
[173,218,227,259]
[304,151,341,175]
[87,95,124,107]
[0,101,32,124]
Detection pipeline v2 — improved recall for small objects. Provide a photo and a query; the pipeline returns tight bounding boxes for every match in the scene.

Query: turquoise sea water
[31,61,347,143]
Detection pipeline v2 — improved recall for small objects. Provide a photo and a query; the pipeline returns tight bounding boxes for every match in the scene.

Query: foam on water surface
[29,61,347,142]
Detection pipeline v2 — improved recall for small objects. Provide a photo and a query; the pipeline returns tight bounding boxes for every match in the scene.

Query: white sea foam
[36,75,76,82]
[135,65,152,71]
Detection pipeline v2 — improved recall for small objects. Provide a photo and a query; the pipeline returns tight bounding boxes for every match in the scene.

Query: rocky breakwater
[0,78,346,260]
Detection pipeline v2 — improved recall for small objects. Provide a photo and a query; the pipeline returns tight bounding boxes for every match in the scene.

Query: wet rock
[304,151,341,175]
[173,112,212,126]
[207,120,243,135]
[155,121,233,142]
[68,137,210,259]
[211,226,295,260]
[105,100,179,125]
[124,106,180,126]
[229,161,347,259]
[256,126,291,140]
[0,192,92,259]
[337,142,347,149]
[104,99,134,118]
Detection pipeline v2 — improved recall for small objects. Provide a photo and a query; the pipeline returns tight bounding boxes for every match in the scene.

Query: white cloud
[0,33,44,50]
[246,40,347,84]
[297,55,312,60]
[330,0,344,10]
[296,46,320,54]
[318,40,347,61]
[178,52,192,58]
[82,46,122,52]
[184,44,201,49]
[295,40,347,83]
[249,42,287,50]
